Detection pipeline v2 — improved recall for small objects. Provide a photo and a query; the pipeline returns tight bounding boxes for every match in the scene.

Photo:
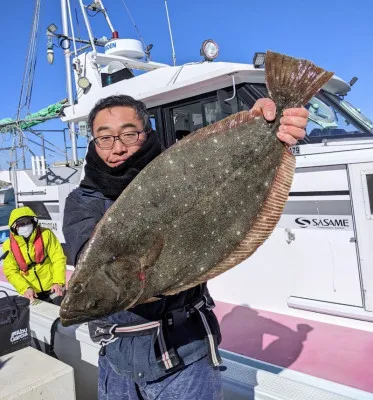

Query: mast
[60,0,78,165]
[164,0,176,66]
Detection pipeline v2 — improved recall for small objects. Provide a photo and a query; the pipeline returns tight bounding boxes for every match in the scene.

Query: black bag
[0,290,31,356]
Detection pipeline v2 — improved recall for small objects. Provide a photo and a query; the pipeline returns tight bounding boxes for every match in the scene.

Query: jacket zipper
[34,270,44,293]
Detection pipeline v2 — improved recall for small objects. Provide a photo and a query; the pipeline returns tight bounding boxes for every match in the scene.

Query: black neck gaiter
[80,132,162,199]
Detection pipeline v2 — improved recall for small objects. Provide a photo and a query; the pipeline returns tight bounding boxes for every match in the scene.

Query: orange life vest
[9,226,46,272]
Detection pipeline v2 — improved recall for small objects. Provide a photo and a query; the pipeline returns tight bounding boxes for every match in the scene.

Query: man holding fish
[62,86,308,398]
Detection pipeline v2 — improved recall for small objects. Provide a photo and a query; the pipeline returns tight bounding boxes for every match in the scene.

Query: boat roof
[62,59,350,123]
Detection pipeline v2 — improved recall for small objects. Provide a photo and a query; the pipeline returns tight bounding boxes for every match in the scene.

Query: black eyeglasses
[93,131,144,150]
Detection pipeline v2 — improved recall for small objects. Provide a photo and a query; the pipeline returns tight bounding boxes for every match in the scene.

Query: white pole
[164,1,176,66]
[31,156,36,175]
[40,156,46,176]
[77,0,97,53]
[61,0,79,165]
[10,163,19,208]
[66,0,78,57]
[35,156,41,176]
[97,0,116,33]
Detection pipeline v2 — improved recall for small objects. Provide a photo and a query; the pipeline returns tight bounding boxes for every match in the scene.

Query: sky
[0,0,372,169]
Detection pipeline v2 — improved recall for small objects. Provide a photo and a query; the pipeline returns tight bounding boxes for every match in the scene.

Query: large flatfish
[60,51,333,326]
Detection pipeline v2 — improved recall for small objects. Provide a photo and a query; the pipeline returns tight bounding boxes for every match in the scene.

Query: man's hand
[252,98,309,146]
[51,284,64,297]
[23,288,37,301]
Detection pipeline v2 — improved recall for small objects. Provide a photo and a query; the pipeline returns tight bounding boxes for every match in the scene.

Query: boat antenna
[164,0,176,66]
[17,0,41,120]
[120,0,146,50]
[15,0,42,171]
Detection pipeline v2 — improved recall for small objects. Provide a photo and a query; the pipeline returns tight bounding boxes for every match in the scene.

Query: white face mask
[17,224,34,238]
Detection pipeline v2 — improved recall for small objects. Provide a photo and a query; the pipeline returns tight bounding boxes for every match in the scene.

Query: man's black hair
[88,95,151,134]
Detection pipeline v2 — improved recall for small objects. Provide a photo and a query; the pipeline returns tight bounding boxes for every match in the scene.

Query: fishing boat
[1,1,373,399]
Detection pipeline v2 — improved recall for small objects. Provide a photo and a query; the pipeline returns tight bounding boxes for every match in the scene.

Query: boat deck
[215,301,373,393]
[0,265,372,394]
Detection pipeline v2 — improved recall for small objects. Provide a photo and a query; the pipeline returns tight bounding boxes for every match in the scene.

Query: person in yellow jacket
[3,206,66,305]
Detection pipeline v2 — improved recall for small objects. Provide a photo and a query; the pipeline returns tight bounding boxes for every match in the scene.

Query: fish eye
[71,283,84,294]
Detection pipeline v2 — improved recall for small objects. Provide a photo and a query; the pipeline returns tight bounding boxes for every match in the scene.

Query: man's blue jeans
[98,355,223,399]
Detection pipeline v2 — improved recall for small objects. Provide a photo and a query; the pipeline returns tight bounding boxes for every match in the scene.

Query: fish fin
[140,235,164,270]
[265,51,334,109]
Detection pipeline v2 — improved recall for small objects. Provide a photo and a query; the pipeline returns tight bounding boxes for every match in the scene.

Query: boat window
[171,102,203,141]
[22,202,51,220]
[160,86,246,146]
[147,107,167,147]
[335,97,373,132]
[203,100,225,125]
[366,174,373,215]
[246,84,373,143]
[305,95,372,141]
[149,117,156,130]
[101,68,134,88]
[147,109,160,131]
[238,98,251,111]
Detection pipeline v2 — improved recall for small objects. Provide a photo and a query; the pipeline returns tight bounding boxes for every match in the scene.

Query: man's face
[92,106,147,168]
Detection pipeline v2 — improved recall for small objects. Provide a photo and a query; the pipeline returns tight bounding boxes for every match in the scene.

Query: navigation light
[47,24,58,34]
[78,76,91,90]
[47,37,54,65]
[47,48,54,65]
[200,40,219,62]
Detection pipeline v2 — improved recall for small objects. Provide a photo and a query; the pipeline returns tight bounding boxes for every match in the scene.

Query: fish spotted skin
[60,51,333,326]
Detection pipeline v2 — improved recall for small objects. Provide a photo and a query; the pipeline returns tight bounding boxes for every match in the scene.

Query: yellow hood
[8,206,37,227]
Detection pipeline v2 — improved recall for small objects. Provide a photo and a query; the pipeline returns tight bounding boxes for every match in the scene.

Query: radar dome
[104,39,145,59]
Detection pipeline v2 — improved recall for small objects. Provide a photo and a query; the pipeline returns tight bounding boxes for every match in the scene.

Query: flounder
[60,51,333,326]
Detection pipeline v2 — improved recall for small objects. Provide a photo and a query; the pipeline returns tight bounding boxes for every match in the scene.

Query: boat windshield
[244,84,373,144]
[304,92,373,142]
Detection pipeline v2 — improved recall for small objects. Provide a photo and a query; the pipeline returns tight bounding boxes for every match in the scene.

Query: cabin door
[281,164,363,307]
[348,162,373,312]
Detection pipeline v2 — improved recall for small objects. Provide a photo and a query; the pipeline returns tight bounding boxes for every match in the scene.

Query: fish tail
[265,51,334,109]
